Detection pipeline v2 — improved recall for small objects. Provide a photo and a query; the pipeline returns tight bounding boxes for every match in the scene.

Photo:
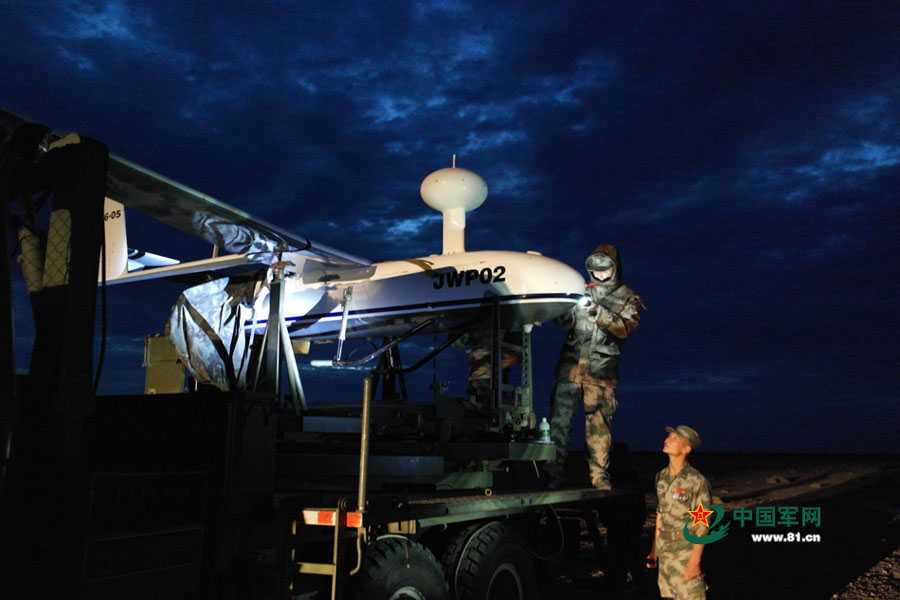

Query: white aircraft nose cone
[525,254,585,296]
[555,260,587,295]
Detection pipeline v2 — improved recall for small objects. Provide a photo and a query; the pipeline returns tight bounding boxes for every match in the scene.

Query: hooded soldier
[544,244,645,489]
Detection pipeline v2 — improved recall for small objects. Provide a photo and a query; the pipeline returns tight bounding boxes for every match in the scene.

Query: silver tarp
[166,274,266,390]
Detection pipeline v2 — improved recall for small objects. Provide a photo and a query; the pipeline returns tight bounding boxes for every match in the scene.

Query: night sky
[3,2,898,454]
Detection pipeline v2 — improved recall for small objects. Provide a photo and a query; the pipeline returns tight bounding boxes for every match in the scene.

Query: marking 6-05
[432,266,506,289]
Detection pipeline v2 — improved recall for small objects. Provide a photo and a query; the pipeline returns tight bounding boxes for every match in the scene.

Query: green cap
[666,425,702,449]
[585,254,614,271]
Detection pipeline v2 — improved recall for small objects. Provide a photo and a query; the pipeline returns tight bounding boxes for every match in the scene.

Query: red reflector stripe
[300,509,363,527]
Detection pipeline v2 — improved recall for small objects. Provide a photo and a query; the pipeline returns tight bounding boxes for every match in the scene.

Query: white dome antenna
[420,158,488,255]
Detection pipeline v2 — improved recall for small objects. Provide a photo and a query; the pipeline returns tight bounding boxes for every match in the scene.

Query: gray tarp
[166,274,266,390]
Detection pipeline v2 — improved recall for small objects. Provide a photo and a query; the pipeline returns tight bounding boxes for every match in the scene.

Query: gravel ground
[832,547,900,600]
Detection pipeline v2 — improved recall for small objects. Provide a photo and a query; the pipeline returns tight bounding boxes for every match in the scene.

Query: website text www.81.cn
[750,532,821,543]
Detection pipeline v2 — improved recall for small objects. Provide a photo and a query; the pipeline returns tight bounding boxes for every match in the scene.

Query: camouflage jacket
[554,283,643,383]
[655,463,712,538]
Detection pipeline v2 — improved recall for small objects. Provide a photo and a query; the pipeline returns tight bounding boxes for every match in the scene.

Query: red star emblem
[687,501,714,527]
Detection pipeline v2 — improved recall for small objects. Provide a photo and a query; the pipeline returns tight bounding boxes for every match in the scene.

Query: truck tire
[359,537,450,600]
[454,521,537,600]
[440,522,484,598]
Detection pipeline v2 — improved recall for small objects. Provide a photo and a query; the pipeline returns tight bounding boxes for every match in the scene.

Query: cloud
[35,0,191,75]
[460,130,528,154]
[808,142,900,175]
[414,0,471,20]
[3,2,898,451]
[365,94,420,125]
[387,214,442,237]
[43,0,151,42]
[56,47,96,71]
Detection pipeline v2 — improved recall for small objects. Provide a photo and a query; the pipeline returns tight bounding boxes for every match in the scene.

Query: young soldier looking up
[647,425,711,600]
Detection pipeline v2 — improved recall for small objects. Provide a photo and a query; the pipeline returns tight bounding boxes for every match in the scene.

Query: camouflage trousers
[657,538,707,599]
[545,380,617,488]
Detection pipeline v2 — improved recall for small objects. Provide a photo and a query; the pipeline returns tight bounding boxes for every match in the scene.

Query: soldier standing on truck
[543,244,644,490]
[646,425,711,600]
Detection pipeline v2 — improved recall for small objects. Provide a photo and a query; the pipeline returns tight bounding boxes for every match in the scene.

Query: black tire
[358,537,450,600]
[455,521,538,600]
[440,522,485,598]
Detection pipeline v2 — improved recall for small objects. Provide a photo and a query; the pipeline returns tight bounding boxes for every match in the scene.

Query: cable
[531,504,566,561]
[92,236,106,396]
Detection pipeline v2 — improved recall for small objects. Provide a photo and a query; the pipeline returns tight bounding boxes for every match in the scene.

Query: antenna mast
[420,159,488,255]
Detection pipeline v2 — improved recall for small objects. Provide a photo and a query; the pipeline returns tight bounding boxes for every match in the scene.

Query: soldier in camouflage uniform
[647,425,711,600]
[544,245,644,489]
[454,331,521,409]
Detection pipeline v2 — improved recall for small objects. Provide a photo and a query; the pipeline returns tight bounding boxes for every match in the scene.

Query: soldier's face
[590,268,614,281]
[663,432,691,456]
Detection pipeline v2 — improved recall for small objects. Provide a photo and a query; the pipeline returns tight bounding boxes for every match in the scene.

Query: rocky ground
[546,452,900,599]
[832,547,900,600]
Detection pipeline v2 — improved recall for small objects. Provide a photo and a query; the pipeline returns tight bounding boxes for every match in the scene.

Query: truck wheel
[440,522,484,598]
[455,521,537,600]
[359,537,450,600]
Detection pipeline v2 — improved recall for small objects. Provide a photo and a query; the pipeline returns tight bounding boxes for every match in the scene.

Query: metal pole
[349,378,373,578]
[250,325,268,392]
[518,324,535,428]
[280,319,307,414]
[334,286,353,364]
[263,267,285,396]
[348,377,374,581]
[357,377,372,513]
[491,295,502,412]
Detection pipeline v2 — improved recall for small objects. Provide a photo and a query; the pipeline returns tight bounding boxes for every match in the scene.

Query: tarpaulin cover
[166,273,266,390]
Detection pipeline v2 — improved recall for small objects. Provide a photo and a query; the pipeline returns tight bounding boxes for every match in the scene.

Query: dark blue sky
[3,2,898,453]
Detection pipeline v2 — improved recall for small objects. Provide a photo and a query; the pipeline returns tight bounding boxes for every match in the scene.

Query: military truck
[0,110,644,600]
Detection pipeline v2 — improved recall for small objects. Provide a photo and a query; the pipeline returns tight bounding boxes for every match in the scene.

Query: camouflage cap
[666,425,702,449]
[585,254,615,271]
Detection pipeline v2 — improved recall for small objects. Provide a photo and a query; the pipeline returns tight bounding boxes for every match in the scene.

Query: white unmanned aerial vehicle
[100,154,586,403]
[4,107,587,415]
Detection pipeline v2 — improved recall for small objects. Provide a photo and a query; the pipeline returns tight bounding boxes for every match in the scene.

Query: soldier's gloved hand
[594,305,614,328]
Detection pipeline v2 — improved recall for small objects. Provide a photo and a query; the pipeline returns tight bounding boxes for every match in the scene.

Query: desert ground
[542,452,900,600]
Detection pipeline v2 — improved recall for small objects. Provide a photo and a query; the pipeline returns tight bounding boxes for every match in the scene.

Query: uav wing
[106,155,369,266]
[1,106,371,270]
